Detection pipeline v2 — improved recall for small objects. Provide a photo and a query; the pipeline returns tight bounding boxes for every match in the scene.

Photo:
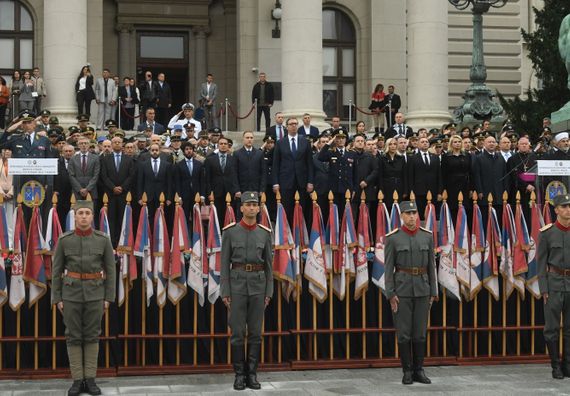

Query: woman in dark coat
[441,134,472,220]
[75,65,95,118]
[378,137,407,209]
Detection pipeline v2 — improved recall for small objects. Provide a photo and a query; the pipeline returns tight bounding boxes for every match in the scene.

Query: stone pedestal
[551,102,570,133]
[44,0,87,123]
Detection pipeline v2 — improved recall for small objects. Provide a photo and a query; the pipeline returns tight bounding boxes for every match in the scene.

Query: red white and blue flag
[153,206,170,307]
[542,201,552,225]
[512,201,530,298]
[290,200,308,300]
[23,205,47,307]
[355,201,371,300]
[469,202,485,299]
[304,201,328,302]
[42,205,63,281]
[134,205,153,307]
[0,202,9,307]
[9,205,26,311]
[424,201,439,254]
[390,202,402,230]
[454,204,470,299]
[335,201,357,300]
[500,203,523,298]
[99,206,111,238]
[117,203,137,307]
[324,201,339,275]
[526,200,542,298]
[482,205,500,300]
[438,201,460,300]
[260,199,273,233]
[169,204,189,305]
[65,207,75,232]
[188,202,206,306]
[272,202,295,301]
[206,202,222,304]
[224,201,236,227]
[372,201,390,292]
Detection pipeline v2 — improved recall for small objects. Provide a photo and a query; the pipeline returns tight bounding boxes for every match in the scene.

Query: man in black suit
[139,71,159,122]
[118,77,139,131]
[251,72,274,132]
[353,133,379,229]
[174,141,205,219]
[385,85,401,129]
[272,117,314,225]
[385,112,414,139]
[204,136,239,226]
[54,144,75,223]
[473,135,507,221]
[100,136,136,246]
[155,73,172,127]
[137,108,166,135]
[297,113,319,138]
[234,131,266,219]
[407,137,443,219]
[267,112,286,141]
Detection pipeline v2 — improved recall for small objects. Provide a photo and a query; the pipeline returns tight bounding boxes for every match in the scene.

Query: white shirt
[501,151,512,162]
[151,157,161,173]
[79,76,87,91]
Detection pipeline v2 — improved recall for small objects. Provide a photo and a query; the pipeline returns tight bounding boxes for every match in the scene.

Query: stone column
[193,27,209,106]
[44,0,87,123]
[281,0,327,129]
[117,24,133,81]
[405,0,451,129]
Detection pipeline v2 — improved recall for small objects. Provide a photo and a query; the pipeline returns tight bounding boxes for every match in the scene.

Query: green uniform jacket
[537,223,570,293]
[51,230,116,304]
[384,227,438,300]
[220,222,273,298]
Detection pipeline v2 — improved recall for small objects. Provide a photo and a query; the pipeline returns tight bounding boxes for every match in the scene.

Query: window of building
[322,8,356,120]
[0,0,34,84]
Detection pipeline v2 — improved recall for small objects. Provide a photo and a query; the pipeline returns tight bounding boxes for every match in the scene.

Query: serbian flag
[526,200,542,298]
[542,201,552,225]
[117,204,137,307]
[512,201,530,298]
[23,206,47,307]
[41,205,62,281]
[499,203,523,299]
[65,207,75,232]
[99,206,111,237]
[206,202,222,304]
[9,205,26,311]
[224,201,236,227]
[304,201,327,302]
[354,201,371,300]
[169,204,189,305]
[482,205,501,300]
[469,202,485,300]
[371,201,390,292]
[153,206,170,307]
[188,202,206,306]
[438,201,460,300]
[0,202,8,307]
[390,202,402,230]
[260,200,273,233]
[424,201,439,253]
[290,200,308,300]
[134,205,153,307]
[334,201,357,300]
[454,204,470,299]
[272,202,295,301]
[324,201,339,274]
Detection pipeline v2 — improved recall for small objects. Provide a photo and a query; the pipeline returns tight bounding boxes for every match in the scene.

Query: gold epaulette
[420,227,433,234]
[258,224,271,233]
[540,223,553,232]
[386,228,399,237]
[222,222,236,231]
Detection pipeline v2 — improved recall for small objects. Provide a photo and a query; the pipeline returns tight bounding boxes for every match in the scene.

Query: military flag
[188,202,206,306]
[290,199,308,300]
[0,202,9,307]
[482,205,501,300]
[390,202,402,230]
[354,201,371,300]
[153,206,170,307]
[272,202,295,301]
[9,204,26,311]
[65,206,75,232]
[469,201,484,299]
[526,199,542,298]
[335,201,357,300]
[324,200,339,274]
[42,204,62,280]
[117,203,137,307]
[134,205,153,307]
[206,201,222,304]
[438,201,460,300]
[371,201,390,292]
[454,203,470,299]
[169,203,189,305]
[512,200,530,298]
[23,205,47,306]
[304,201,328,302]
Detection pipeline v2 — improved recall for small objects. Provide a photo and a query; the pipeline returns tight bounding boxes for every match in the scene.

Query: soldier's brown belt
[232,263,265,272]
[64,270,106,280]
[548,265,570,276]
[395,266,427,275]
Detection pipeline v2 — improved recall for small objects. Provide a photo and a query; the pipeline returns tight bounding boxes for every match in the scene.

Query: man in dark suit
[139,71,159,122]
[155,73,172,127]
[313,134,331,224]
[353,133,379,231]
[68,136,101,207]
[251,72,274,132]
[174,141,205,218]
[100,136,136,246]
[473,134,507,221]
[204,136,239,226]
[118,77,139,131]
[54,144,75,223]
[385,85,401,129]
[407,137,443,219]
[234,131,266,219]
[267,112,286,141]
[385,112,414,139]
[297,113,319,138]
[137,108,166,135]
[272,117,314,225]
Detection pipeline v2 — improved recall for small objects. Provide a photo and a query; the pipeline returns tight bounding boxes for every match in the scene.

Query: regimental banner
[8,158,58,175]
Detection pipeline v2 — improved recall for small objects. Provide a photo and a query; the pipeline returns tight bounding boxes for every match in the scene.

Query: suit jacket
[312,152,330,196]
[174,157,205,208]
[297,125,320,138]
[386,93,401,113]
[200,82,218,104]
[136,120,166,134]
[204,152,239,198]
[272,134,314,190]
[68,152,101,199]
[54,157,72,204]
[137,157,173,204]
[75,74,95,101]
[384,124,414,139]
[473,150,507,201]
[407,152,442,197]
[156,81,172,109]
[267,123,287,141]
[100,152,136,197]
[251,81,274,106]
[354,151,379,201]
[31,76,47,96]
[139,80,160,106]
[234,147,266,193]
[94,77,117,103]
[118,85,139,105]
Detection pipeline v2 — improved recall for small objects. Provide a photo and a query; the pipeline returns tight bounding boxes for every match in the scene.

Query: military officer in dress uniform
[221,192,273,391]
[384,201,438,385]
[51,200,116,396]
[538,193,570,379]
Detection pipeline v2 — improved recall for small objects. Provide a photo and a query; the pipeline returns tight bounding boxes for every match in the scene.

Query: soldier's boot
[412,342,431,384]
[561,338,570,377]
[546,340,564,379]
[246,343,262,390]
[83,343,102,395]
[232,345,247,391]
[67,344,84,396]
[398,342,413,385]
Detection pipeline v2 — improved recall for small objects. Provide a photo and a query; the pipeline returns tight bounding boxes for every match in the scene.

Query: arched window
[0,0,34,83]
[322,9,355,120]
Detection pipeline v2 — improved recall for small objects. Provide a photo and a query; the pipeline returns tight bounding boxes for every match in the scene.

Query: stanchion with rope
[224,98,229,134]
[254,98,258,132]
[228,103,256,120]
[348,100,352,134]
[118,96,122,128]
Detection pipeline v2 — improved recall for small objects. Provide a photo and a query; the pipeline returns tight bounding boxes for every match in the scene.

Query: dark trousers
[0,104,7,129]
[393,296,431,343]
[229,291,265,346]
[107,194,127,247]
[76,91,92,117]
[63,300,104,345]
[156,107,170,128]
[256,105,271,132]
[121,107,135,131]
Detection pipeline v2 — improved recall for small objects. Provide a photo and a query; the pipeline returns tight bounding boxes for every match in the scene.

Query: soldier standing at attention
[221,192,273,391]
[51,200,116,396]
[538,193,570,380]
[384,201,437,385]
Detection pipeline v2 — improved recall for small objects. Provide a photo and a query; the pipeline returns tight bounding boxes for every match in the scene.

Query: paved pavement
[0,364,569,395]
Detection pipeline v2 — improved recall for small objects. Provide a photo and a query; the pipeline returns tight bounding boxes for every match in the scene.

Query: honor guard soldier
[384,201,438,385]
[221,192,273,391]
[538,193,570,379]
[51,200,116,396]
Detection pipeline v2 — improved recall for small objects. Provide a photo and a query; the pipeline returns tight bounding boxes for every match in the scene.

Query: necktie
[29,134,33,145]
[220,154,226,171]
[104,79,108,97]
[339,148,344,157]
[153,159,158,176]
[278,125,283,139]
[187,159,193,175]
[398,124,403,136]
[81,154,87,173]
[423,152,429,165]
[247,149,251,156]
[291,137,297,156]
[65,160,68,170]
[115,153,120,171]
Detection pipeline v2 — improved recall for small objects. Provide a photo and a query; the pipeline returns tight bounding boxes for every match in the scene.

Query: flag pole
[260,192,267,363]
[442,190,448,358]
[295,191,301,362]
[32,193,39,370]
[345,189,351,360]
[141,192,148,367]
[458,192,464,359]
[226,192,234,364]
[515,191,521,357]
[502,191,508,357]
[16,194,22,371]
[425,191,432,357]
[530,191,536,356]
[393,190,399,359]
[311,191,318,361]
[360,190,367,360]
[50,193,57,370]
[472,192,479,358]
[210,193,217,365]
[276,190,283,364]
[378,190,384,359]
[159,193,166,367]
[102,193,110,368]
[328,191,334,360]
[487,193,493,357]
[124,192,133,367]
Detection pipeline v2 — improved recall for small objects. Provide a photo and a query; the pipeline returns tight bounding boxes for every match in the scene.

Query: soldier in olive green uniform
[384,201,438,385]
[221,191,273,391]
[51,200,116,396]
[538,193,570,379]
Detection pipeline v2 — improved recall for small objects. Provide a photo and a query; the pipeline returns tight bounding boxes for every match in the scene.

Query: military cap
[241,191,259,204]
[40,109,51,117]
[18,109,35,122]
[68,126,81,134]
[83,126,96,134]
[74,200,94,212]
[321,128,333,137]
[170,135,181,143]
[55,135,66,143]
[105,119,118,128]
[332,127,348,138]
[503,124,515,132]
[48,130,60,138]
[263,134,275,142]
[198,130,209,139]
[446,123,457,130]
[48,116,59,124]
[428,128,440,136]
[172,124,184,131]
[553,194,570,207]
[184,122,196,129]
[227,138,233,147]
[399,200,418,213]
[429,136,443,145]
[182,103,195,111]
[543,127,552,134]
[209,127,222,134]
[49,125,64,134]
[113,129,125,138]
[96,136,107,143]
[135,134,148,142]
[76,114,89,122]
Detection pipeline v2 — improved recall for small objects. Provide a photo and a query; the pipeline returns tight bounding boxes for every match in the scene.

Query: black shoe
[412,342,431,384]
[402,371,413,385]
[398,342,413,385]
[234,374,247,391]
[412,369,432,384]
[247,343,262,390]
[67,380,83,396]
[84,378,102,395]
[546,341,564,380]
[232,345,247,391]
